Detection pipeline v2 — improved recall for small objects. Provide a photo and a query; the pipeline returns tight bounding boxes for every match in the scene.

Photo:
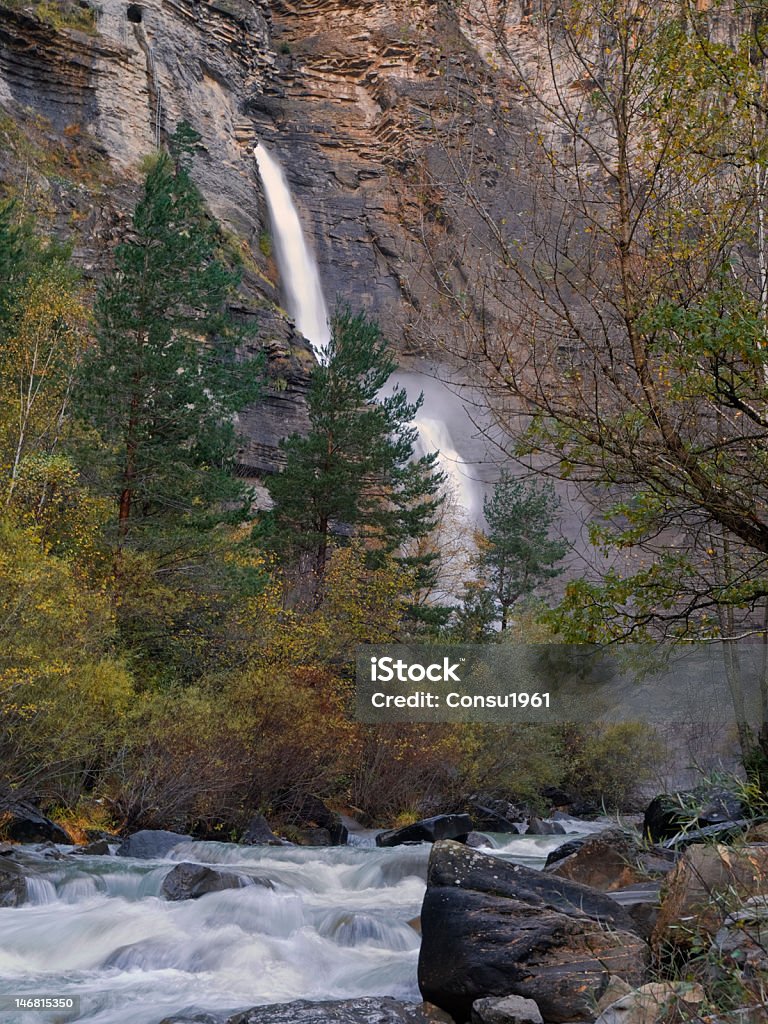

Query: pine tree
[478,472,568,631]
[263,306,445,601]
[75,126,262,548]
[450,580,497,642]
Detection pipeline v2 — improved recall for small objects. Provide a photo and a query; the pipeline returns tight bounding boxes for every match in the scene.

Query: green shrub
[5,1,97,34]
[458,723,565,808]
[258,230,272,258]
[560,721,667,810]
[349,724,466,823]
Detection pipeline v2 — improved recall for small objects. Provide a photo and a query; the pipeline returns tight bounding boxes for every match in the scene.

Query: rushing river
[0,823,605,1024]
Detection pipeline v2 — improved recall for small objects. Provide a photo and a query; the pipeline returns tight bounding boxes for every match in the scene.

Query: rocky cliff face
[0,0,535,472]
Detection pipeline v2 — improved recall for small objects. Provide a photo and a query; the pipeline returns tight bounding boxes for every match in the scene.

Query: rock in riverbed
[117,829,194,859]
[525,816,566,836]
[228,1001,437,1024]
[4,801,72,845]
[471,995,543,1024]
[418,841,648,1023]
[546,829,674,891]
[0,857,27,907]
[240,814,283,845]
[643,789,745,844]
[467,795,528,833]
[160,998,441,1024]
[161,862,268,901]
[80,839,112,856]
[376,814,472,847]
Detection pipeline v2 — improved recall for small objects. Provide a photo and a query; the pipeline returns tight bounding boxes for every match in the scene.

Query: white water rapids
[0,829,605,1024]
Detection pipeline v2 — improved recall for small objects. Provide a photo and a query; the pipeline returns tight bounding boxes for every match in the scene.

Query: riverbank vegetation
[418,0,768,778]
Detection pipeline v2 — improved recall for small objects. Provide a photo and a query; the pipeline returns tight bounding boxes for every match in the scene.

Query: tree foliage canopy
[478,473,568,631]
[416,1,768,642]
[263,306,445,598]
[75,127,262,546]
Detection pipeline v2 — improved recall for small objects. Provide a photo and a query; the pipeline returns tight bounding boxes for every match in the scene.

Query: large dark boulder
[643,788,745,844]
[467,796,527,833]
[418,841,648,1023]
[4,802,73,845]
[643,794,690,843]
[377,814,473,848]
[116,829,194,859]
[0,858,28,907]
[161,862,263,901]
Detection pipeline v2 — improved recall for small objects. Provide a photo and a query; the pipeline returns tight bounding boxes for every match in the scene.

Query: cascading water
[413,414,478,522]
[254,144,331,358]
[412,412,479,521]
[0,834,580,1024]
[254,144,487,523]
[1,843,425,1024]
[0,815,606,1024]
[393,371,488,523]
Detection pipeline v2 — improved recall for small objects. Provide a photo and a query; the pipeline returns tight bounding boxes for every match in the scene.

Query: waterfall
[413,414,478,520]
[254,144,484,524]
[254,144,331,357]
[393,371,486,523]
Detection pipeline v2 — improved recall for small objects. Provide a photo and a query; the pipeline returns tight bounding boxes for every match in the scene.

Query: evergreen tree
[75,126,261,548]
[263,306,445,601]
[478,473,567,631]
[449,580,497,642]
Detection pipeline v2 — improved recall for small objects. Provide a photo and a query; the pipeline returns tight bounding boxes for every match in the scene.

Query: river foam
[0,833,581,1024]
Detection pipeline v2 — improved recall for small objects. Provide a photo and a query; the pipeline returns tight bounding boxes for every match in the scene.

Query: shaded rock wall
[0,0,534,470]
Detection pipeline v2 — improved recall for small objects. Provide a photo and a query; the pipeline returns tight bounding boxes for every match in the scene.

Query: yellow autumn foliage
[0,517,133,804]
[0,270,89,505]
[245,543,415,668]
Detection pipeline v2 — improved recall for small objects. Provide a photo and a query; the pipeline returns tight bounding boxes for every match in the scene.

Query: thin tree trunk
[713,526,753,761]
[6,342,38,506]
[118,388,141,548]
